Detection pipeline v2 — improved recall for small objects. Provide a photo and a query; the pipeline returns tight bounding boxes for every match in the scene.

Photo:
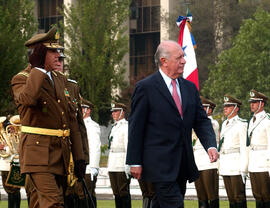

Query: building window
[38,0,63,32]
[130,0,160,34]
[130,33,160,77]
[129,0,160,78]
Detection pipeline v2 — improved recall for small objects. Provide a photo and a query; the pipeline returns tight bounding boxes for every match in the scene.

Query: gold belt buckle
[63,129,69,137]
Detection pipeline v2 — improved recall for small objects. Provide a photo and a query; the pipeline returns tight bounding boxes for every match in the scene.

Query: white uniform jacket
[248,110,270,173]
[84,117,101,173]
[219,115,248,176]
[193,116,220,170]
[107,118,128,172]
[0,147,14,171]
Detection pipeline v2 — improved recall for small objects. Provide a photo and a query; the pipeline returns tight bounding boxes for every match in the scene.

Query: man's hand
[130,166,142,180]
[208,148,219,162]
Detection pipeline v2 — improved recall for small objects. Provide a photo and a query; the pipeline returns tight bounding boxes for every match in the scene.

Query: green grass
[0,199,256,208]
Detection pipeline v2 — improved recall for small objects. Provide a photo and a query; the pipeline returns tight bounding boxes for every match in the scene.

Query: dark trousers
[250,172,270,202]
[108,172,131,197]
[195,169,219,201]
[223,175,246,203]
[151,150,187,208]
[139,180,155,208]
[109,172,131,208]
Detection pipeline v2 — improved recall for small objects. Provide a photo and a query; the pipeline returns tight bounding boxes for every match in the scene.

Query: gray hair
[154,40,180,67]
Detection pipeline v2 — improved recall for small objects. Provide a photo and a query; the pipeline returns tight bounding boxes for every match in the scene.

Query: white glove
[241,172,247,184]
[124,165,131,179]
[90,168,99,181]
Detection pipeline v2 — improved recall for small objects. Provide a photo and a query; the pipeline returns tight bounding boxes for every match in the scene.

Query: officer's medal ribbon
[64,88,70,97]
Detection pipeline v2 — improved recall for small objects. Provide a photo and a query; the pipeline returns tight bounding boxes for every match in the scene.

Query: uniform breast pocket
[24,135,50,166]
[39,98,51,114]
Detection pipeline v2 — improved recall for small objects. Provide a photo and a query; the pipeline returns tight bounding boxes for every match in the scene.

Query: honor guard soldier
[108,102,131,208]
[11,27,86,208]
[0,116,21,208]
[218,95,248,208]
[246,89,270,208]
[193,96,219,208]
[81,98,101,208]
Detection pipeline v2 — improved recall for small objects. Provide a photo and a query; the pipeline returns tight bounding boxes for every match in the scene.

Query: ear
[160,57,167,66]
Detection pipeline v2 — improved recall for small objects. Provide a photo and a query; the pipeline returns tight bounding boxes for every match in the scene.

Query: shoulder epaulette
[53,71,65,76]
[17,71,29,77]
[67,79,77,84]
[267,113,270,119]
[238,117,247,122]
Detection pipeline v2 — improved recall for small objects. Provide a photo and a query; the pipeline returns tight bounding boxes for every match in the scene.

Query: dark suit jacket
[126,71,217,183]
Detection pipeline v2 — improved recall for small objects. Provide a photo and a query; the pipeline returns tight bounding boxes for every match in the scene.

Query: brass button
[36,141,39,145]
[63,124,66,128]
[43,101,47,105]
[58,99,61,103]
[63,129,70,137]
[62,112,64,115]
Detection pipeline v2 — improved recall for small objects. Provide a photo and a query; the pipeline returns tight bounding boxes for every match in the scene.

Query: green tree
[164,0,270,87]
[63,0,130,125]
[202,8,270,119]
[0,0,36,115]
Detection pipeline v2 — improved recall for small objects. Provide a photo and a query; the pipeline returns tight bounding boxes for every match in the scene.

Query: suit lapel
[153,71,180,115]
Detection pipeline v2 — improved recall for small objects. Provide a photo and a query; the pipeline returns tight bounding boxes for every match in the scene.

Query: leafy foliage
[0,0,36,115]
[63,0,130,125]
[202,8,270,119]
[165,0,270,87]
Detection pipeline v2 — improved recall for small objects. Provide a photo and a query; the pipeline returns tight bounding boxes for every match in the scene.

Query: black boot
[209,199,219,208]
[8,192,21,208]
[143,197,152,208]
[199,200,209,208]
[235,201,247,208]
[88,195,97,208]
[78,197,89,208]
[121,194,132,208]
[115,195,122,208]
[264,201,270,208]
[256,201,264,208]
[229,202,236,208]
[64,194,79,208]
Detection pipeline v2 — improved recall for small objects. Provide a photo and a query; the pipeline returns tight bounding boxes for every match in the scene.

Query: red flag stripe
[178,19,186,47]
[185,68,199,90]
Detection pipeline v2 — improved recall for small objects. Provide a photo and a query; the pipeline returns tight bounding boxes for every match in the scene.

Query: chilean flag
[176,15,199,90]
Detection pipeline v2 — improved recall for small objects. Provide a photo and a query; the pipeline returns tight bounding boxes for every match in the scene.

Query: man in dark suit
[126,40,218,208]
